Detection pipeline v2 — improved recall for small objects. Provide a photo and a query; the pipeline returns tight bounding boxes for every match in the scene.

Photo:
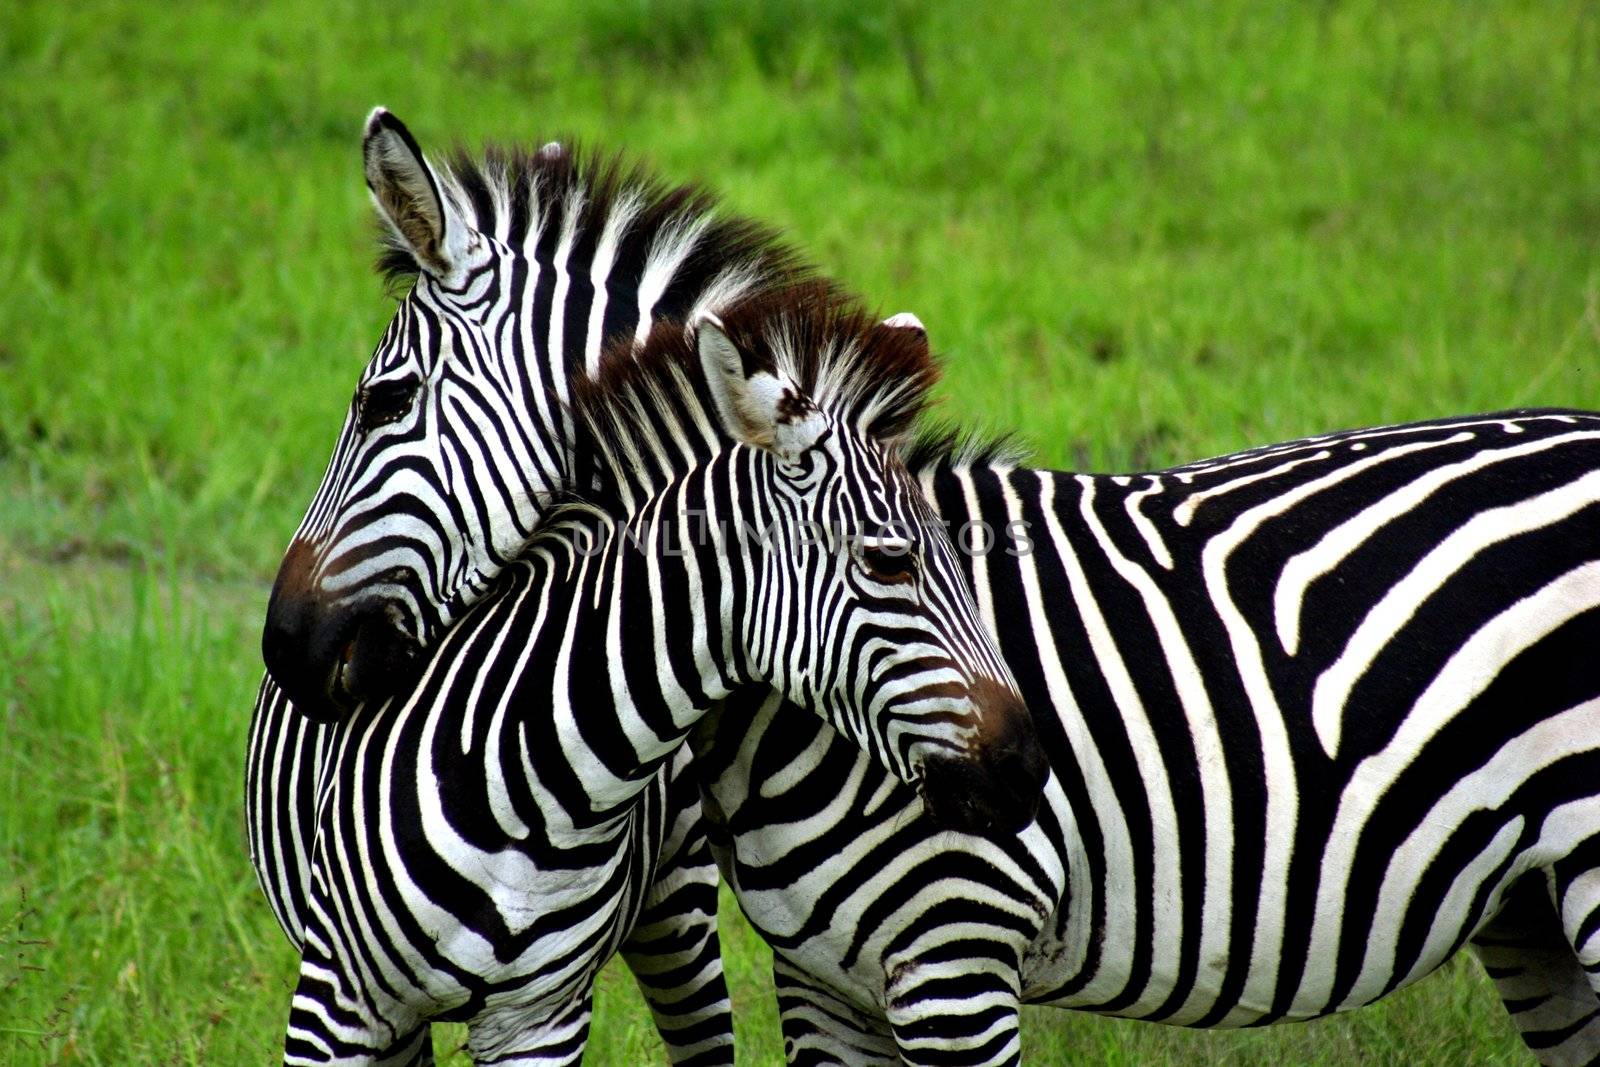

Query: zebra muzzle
[263,564,423,723]
[917,684,1048,834]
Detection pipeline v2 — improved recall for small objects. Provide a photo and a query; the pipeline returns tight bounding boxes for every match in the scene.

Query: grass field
[3,1,1598,1062]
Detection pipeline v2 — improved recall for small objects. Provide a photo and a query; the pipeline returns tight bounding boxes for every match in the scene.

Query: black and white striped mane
[375,139,808,308]
[901,423,1032,476]
[368,134,1028,523]
[567,282,943,514]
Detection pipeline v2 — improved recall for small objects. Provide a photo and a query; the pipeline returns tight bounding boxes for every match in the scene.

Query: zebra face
[695,317,1048,834]
[263,111,548,722]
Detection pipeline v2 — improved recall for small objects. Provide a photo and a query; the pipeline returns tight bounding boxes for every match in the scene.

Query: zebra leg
[1472,871,1600,1067]
[285,868,433,1067]
[283,951,431,1066]
[620,803,735,1065]
[1553,845,1600,1064]
[773,954,899,1066]
[246,675,335,951]
[254,682,445,1061]
[620,825,732,1062]
[372,1031,432,1067]
[883,954,1023,1067]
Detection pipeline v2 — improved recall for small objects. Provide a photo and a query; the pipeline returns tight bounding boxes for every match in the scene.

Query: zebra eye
[357,376,420,432]
[860,538,916,583]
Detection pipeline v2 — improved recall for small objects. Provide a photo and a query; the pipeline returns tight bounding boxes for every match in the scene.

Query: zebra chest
[318,718,674,1011]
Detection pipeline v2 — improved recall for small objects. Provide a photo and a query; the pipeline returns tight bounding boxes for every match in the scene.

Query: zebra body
[251,679,717,1064]
[279,284,1043,1064]
[692,410,1600,1064]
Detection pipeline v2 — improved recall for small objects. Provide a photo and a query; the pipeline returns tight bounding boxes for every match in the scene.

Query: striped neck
[462,458,751,830]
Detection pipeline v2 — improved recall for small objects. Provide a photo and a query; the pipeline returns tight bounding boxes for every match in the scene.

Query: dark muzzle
[261,540,422,722]
[918,682,1048,834]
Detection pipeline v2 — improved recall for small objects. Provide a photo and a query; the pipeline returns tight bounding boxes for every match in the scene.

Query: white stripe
[545,185,586,373]
[584,192,643,374]
[1276,430,1600,657]
[1198,486,1309,1021]
[635,213,711,340]
[1299,565,1600,1010]
[1311,468,1600,755]
[1174,451,1331,527]
[1123,477,1173,570]
[1024,471,1139,1004]
[1075,475,1237,1024]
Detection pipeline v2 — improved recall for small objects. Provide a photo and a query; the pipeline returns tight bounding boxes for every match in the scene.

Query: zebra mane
[375,139,809,303]
[901,422,1032,473]
[566,280,942,515]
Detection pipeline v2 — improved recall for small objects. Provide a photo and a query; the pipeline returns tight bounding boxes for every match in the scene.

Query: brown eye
[357,376,419,431]
[861,538,916,583]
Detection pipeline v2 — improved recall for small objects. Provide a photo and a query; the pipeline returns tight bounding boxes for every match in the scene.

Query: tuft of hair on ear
[693,313,785,450]
[375,238,422,296]
[882,311,927,335]
[687,280,943,446]
[689,307,779,379]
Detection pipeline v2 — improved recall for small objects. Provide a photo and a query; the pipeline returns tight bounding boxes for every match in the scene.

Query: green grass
[2,0,1596,1061]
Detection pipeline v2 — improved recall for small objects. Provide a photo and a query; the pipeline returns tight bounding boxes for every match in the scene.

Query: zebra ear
[861,312,934,443]
[882,311,926,335]
[363,108,468,278]
[696,315,825,463]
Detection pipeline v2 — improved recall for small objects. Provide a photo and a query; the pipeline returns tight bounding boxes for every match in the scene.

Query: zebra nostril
[995,744,1048,807]
[326,635,364,711]
[336,609,426,711]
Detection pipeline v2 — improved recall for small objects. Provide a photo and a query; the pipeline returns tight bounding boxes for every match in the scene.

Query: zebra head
[263,111,808,722]
[263,110,553,721]
[576,292,1048,833]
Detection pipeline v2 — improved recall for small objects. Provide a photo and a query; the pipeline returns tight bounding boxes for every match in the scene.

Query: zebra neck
[519,510,742,825]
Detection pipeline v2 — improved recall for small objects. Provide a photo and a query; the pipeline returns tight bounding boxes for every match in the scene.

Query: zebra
[250,106,813,1060]
[246,109,1021,1062]
[688,410,1600,1065]
[281,287,1045,1064]
[248,114,1600,1063]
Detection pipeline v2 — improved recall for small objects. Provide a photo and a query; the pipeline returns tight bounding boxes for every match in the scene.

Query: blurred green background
[2,1,1596,1062]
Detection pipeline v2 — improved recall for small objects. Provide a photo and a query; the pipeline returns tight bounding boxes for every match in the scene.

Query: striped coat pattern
[277,288,1043,1064]
[250,114,1600,1065]
[693,412,1600,1065]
